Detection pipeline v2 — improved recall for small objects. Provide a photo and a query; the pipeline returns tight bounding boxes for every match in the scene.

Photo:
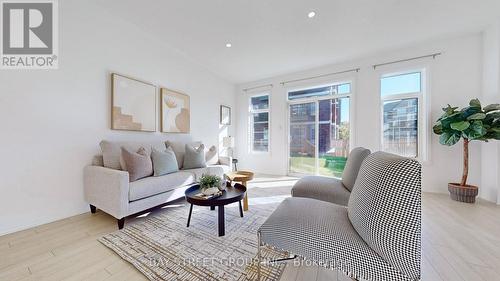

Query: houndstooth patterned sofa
[257,152,422,281]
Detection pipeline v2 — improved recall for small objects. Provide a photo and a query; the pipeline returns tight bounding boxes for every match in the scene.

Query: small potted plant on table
[433,98,500,203]
[199,174,223,196]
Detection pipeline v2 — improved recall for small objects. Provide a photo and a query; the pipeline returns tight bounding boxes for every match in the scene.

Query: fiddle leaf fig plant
[433,99,500,186]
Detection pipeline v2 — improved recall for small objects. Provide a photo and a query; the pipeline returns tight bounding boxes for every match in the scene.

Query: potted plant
[433,98,500,203]
[199,174,223,196]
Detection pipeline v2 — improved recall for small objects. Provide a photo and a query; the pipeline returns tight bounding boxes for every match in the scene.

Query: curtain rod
[373,52,442,69]
[242,83,273,92]
[280,68,360,86]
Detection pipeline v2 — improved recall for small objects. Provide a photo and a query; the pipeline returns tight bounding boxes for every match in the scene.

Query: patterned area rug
[99,202,288,281]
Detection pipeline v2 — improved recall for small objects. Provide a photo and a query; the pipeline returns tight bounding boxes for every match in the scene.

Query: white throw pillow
[205,145,218,165]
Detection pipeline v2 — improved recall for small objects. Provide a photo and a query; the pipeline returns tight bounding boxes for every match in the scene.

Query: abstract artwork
[111,73,157,132]
[220,105,231,125]
[161,88,190,133]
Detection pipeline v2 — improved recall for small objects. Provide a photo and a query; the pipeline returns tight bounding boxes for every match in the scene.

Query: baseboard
[0,207,90,236]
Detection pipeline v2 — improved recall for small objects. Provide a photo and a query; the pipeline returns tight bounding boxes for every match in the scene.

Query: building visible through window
[381,72,422,157]
[249,95,269,152]
[288,83,351,177]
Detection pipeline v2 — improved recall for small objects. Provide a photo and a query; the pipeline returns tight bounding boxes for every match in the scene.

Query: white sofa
[83,139,232,229]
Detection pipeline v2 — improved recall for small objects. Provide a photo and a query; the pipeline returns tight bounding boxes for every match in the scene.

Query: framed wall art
[111,73,157,132]
[160,88,190,133]
[220,105,231,125]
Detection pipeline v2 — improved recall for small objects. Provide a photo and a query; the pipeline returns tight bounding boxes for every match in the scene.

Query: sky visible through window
[381,72,421,96]
[338,83,350,94]
[340,98,349,122]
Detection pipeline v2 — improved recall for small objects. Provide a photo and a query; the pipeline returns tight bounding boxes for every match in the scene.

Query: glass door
[289,102,316,174]
[317,98,350,177]
[288,97,350,178]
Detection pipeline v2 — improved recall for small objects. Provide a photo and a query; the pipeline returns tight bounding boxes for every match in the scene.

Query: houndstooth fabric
[259,152,421,281]
[341,147,371,191]
[291,176,351,206]
[259,198,416,281]
[348,152,421,281]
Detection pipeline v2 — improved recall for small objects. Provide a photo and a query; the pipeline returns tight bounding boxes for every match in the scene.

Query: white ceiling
[96,0,500,84]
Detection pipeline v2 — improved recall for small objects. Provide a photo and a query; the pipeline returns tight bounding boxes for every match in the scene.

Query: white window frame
[379,69,428,161]
[248,93,271,154]
[285,80,355,178]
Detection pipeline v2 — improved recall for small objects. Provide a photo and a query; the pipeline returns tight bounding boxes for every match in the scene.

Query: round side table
[225,171,254,211]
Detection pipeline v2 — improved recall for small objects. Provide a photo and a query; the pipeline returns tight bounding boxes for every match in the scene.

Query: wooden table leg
[187,204,193,227]
[243,181,249,211]
[218,205,225,236]
[243,195,249,211]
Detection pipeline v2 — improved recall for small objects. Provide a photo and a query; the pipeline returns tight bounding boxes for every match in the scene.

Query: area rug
[99,202,288,281]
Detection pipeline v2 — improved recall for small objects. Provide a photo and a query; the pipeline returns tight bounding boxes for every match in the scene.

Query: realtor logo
[1,0,58,69]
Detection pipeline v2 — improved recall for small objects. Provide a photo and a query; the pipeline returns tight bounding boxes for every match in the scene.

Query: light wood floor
[1,175,499,281]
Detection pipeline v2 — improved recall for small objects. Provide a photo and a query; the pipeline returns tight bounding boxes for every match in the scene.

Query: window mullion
[381,92,420,101]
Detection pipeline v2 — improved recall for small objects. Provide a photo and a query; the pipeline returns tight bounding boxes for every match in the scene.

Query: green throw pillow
[183,144,207,169]
[151,147,179,176]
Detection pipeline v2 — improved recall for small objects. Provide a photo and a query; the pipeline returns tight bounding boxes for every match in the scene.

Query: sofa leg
[90,204,96,214]
[117,218,125,229]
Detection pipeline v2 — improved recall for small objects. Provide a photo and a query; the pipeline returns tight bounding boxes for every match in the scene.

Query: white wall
[0,0,235,235]
[481,22,500,204]
[235,33,484,196]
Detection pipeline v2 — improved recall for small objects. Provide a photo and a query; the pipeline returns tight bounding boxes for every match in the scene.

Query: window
[288,82,351,177]
[249,94,270,152]
[288,83,351,100]
[381,72,421,96]
[380,72,423,158]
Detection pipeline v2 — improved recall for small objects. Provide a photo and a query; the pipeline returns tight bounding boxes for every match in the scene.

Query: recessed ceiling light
[308,11,316,18]
[226,43,232,48]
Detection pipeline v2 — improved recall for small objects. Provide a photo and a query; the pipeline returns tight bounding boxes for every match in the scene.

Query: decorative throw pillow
[165,140,186,169]
[151,147,179,176]
[100,140,122,170]
[121,147,153,182]
[100,140,156,170]
[183,144,207,169]
[205,145,218,165]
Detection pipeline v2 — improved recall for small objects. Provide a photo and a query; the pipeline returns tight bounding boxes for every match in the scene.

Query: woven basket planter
[448,183,478,203]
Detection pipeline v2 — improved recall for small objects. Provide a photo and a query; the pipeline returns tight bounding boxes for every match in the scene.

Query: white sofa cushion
[182,167,206,181]
[213,164,231,175]
[182,165,231,181]
[129,171,195,201]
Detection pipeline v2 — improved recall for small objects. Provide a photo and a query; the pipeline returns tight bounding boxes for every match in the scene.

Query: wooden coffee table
[185,183,246,237]
[225,171,254,211]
